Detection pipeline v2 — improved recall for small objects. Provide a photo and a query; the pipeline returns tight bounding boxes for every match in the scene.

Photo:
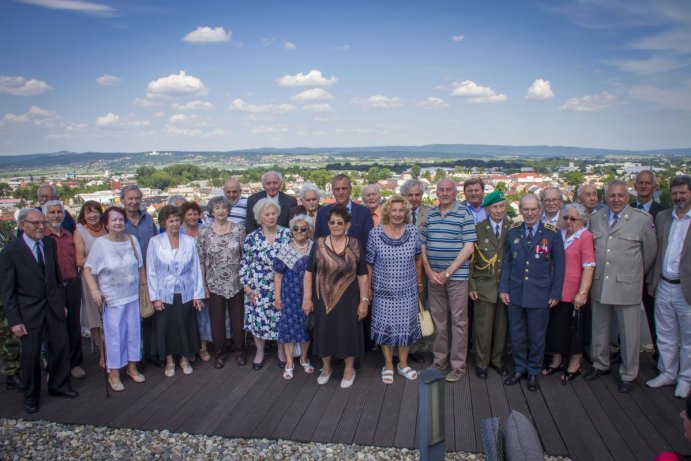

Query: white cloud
[147,71,207,96]
[168,113,198,124]
[3,106,58,126]
[228,98,296,114]
[283,41,297,50]
[262,37,276,47]
[173,100,213,111]
[95,112,120,127]
[302,103,333,112]
[0,76,52,96]
[96,74,122,86]
[278,70,337,87]
[351,95,404,109]
[252,125,289,134]
[629,83,691,111]
[134,97,164,108]
[290,88,334,101]
[607,55,691,75]
[418,97,449,109]
[451,35,465,42]
[183,26,231,43]
[165,125,202,137]
[525,79,555,100]
[560,91,616,111]
[451,80,507,103]
[17,0,115,16]
[336,44,351,51]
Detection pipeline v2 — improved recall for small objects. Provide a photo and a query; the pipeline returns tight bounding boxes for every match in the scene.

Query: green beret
[482,190,505,207]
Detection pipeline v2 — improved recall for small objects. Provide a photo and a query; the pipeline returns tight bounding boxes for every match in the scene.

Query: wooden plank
[330,362,376,445]
[632,381,688,453]
[371,375,405,447]
[270,369,319,440]
[521,378,567,456]
[454,375,475,452]
[310,372,351,443]
[252,368,310,439]
[352,363,386,446]
[291,385,337,442]
[467,367,492,450]
[393,378,419,449]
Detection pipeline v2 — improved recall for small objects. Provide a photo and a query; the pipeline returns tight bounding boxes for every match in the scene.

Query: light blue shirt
[146,233,205,304]
[22,233,43,264]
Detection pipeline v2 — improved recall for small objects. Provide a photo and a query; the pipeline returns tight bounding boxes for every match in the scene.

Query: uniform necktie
[35,242,45,273]
[527,226,534,242]
[412,210,417,225]
[495,224,500,239]
[611,213,619,228]
[637,204,645,210]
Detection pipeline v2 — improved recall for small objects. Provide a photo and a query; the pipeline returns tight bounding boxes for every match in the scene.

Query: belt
[661,275,681,285]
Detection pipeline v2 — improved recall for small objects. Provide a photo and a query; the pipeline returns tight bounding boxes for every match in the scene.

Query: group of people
[1,169,689,416]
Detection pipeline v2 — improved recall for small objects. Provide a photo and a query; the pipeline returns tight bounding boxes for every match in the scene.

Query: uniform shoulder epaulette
[542,223,558,232]
[630,207,649,216]
[509,222,522,230]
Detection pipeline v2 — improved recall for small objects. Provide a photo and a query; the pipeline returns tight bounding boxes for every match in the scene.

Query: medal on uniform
[484,238,489,243]
[513,238,519,245]
[535,253,540,259]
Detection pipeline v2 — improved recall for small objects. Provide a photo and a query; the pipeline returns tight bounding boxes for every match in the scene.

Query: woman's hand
[193,299,203,311]
[91,289,104,309]
[469,290,479,301]
[244,286,257,306]
[357,300,368,321]
[573,293,587,310]
[153,300,164,311]
[302,299,313,316]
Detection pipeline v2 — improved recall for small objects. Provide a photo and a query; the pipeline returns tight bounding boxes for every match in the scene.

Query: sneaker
[445,368,465,382]
[70,366,86,380]
[675,381,690,399]
[645,374,676,389]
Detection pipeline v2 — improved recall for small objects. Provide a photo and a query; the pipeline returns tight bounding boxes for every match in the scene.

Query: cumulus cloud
[336,44,351,51]
[252,125,289,134]
[166,125,202,137]
[183,26,231,43]
[418,97,449,109]
[283,41,297,50]
[278,70,337,87]
[2,105,58,126]
[168,113,198,124]
[95,112,120,127]
[301,103,333,112]
[147,71,207,96]
[0,76,52,96]
[261,37,276,47]
[451,80,507,103]
[351,95,404,109]
[290,88,334,101]
[451,35,465,42]
[525,79,555,100]
[172,100,213,111]
[134,97,164,108]
[560,91,616,111]
[17,0,115,16]
[96,74,122,86]
[228,98,296,113]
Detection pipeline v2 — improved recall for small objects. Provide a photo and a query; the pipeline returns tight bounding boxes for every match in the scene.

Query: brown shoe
[445,368,465,382]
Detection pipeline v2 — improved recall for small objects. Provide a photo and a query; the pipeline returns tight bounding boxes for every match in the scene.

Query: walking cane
[98,301,110,399]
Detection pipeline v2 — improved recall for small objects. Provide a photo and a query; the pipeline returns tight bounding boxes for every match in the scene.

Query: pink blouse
[561,228,596,302]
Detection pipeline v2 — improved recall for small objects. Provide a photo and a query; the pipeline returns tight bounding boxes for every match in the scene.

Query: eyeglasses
[563,216,582,222]
[328,220,345,226]
[292,226,309,233]
[23,220,47,227]
[542,198,561,203]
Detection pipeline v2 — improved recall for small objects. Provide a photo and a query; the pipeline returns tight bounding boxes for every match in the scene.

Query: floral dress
[240,226,292,340]
[273,241,313,344]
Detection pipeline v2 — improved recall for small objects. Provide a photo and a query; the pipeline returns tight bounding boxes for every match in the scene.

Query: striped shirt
[421,201,477,280]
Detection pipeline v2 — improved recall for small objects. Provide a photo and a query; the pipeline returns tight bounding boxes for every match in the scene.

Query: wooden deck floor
[1,339,687,460]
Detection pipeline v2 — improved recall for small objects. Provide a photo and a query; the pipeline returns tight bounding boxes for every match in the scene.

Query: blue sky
[1,0,690,155]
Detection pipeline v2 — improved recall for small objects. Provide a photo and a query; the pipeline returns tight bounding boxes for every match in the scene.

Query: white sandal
[300,360,315,374]
[381,367,394,384]
[283,367,294,380]
[397,365,418,380]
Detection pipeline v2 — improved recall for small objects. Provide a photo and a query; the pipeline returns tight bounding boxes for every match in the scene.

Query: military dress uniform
[469,218,512,374]
[499,222,565,378]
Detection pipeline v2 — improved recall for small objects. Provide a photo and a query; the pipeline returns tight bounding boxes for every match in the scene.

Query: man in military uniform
[499,194,565,391]
[585,179,657,393]
[469,191,511,379]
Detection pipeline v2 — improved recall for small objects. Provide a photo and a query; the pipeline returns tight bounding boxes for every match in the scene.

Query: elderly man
[577,184,604,217]
[401,179,431,230]
[36,184,76,233]
[43,200,85,380]
[584,179,656,393]
[246,171,297,233]
[462,178,487,224]
[540,186,564,228]
[499,194,564,391]
[646,176,691,399]
[121,185,157,263]
[632,170,667,219]
[223,178,248,226]
[421,179,477,382]
[361,184,382,226]
[0,209,78,413]
[469,191,511,379]
[315,173,373,245]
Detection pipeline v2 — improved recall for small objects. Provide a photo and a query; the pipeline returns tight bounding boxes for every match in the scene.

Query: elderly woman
[290,182,321,221]
[303,204,369,388]
[147,205,205,377]
[74,200,107,369]
[198,196,246,368]
[274,214,315,380]
[180,201,211,362]
[82,206,145,391]
[366,195,422,384]
[241,198,292,370]
[543,203,595,382]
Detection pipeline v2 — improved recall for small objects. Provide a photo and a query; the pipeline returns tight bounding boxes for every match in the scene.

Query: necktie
[35,242,45,273]
[412,211,417,225]
[495,224,500,239]
[527,226,534,242]
[611,214,619,228]
[637,204,645,210]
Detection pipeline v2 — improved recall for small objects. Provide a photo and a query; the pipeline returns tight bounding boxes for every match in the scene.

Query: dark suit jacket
[647,209,691,304]
[630,199,667,220]
[315,201,374,247]
[0,237,66,329]
[245,191,298,234]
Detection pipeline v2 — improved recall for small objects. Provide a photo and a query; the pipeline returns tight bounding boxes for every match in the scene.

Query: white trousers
[655,280,691,385]
[103,299,142,369]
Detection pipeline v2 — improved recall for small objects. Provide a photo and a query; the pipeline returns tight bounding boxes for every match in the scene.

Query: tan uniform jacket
[469,218,511,303]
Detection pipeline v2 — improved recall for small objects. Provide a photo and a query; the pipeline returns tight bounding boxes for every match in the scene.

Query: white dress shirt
[663,208,691,280]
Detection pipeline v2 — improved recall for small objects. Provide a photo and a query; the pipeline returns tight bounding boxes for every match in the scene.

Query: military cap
[482,190,505,207]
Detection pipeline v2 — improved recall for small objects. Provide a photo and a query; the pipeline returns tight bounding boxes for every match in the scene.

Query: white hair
[41,200,64,216]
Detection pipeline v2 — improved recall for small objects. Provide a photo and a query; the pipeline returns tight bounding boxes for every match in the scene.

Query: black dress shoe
[476,368,487,379]
[235,355,247,366]
[24,403,39,414]
[491,365,510,378]
[504,373,523,386]
[618,380,634,393]
[48,389,78,398]
[252,361,264,371]
[527,375,539,391]
[409,352,425,364]
[6,375,26,391]
[278,360,286,369]
[583,368,610,381]
[214,358,225,369]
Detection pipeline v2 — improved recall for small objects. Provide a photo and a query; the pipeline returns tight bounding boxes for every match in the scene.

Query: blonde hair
[381,194,411,225]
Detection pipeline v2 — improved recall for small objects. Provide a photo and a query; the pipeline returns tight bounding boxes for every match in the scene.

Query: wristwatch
[360,297,370,303]
[444,272,450,278]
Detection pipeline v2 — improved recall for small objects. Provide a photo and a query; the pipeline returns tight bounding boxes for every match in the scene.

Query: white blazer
[146,233,205,304]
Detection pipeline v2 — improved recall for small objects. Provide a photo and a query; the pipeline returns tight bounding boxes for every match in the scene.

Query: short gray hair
[577,183,596,198]
[206,196,232,217]
[253,197,281,225]
[539,186,562,201]
[37,184,58,198]
[562,203,589,227]
[167,195,186,205]
[300,182,321,201]
[18,208,43,222]
[635,169,657,185]
[604,179,628,196]
[120,184,142,200]
[400,179,426,195]
[41,200,64,216]
[289,214,314,231]
[261,171,282,187]
[519,193,541,210]
[361,184,381,196]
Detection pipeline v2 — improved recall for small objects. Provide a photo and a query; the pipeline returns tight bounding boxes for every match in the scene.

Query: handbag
[418,298,434,337]
[128,235,154,318]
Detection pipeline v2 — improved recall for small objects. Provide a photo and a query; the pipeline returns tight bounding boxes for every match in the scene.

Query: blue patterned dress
[366,224,422,346]
[273,241,313,344]
[240,227,293,340]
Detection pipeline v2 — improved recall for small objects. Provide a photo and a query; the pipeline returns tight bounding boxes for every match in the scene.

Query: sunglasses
[563,216,581,222]
[292,226,309,233]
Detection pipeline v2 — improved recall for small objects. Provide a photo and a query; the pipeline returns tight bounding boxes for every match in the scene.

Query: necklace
[86,222,103,233]
[328,235,347,256]
[293,240,308,250]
